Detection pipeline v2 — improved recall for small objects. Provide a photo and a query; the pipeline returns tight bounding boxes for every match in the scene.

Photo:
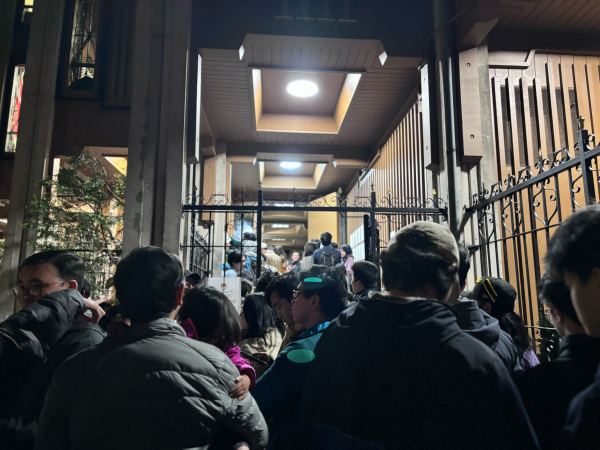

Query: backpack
[317,247,337,267]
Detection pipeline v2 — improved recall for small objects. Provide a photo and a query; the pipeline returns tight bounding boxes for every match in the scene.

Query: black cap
[466,276,516,318]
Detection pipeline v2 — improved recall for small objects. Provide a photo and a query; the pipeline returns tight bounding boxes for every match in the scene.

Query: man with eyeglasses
[253,265,348,449]
[0,250,105,446]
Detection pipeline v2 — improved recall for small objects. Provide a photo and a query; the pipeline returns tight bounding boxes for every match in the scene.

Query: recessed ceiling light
[286,79,319,98]
[271,224,290,229]
[271,238,286,241]
[280,161,302,170]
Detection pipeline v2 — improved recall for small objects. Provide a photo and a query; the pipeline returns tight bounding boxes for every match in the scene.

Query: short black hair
[227,251,243,266]
[114,246,184,322]
[341,245,352,255]
[241,279,254,298]
[545,205,600,282]
[243,232,256,241]
[320,232,333,246]
[303,241,318,257]
[299,265,348,320]
[242,293,279,339]
[185,272,201,287]
[20,250,85,287]
[539,275,580,324]
[255,271,277,293]
[265,272,299,305]
[457,243,471,289]
[351,261,379,289]
[380,240,457,299]
[179,286,241,349]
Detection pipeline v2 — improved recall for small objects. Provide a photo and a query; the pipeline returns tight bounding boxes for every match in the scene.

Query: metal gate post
[577,122,597,206]
[256,189,263,277]
[370,189,379,267]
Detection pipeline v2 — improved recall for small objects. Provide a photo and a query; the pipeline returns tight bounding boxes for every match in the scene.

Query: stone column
[122,0,192,256]
[0,0,66,318]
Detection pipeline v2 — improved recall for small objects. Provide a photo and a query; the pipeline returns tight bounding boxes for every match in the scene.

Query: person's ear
[175,284,185,307]
[548,305,563,324]
[67,280,78,290]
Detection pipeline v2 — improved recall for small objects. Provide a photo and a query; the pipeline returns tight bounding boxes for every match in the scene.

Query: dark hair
[20,250,85,288]
[539,275,580,324]
[381,239,457,299]
[299,265,348,320]
[79,279,92,298]
[265,272,299,305]
[185,272,201,287]
[499,312,534,352]
[457,243,471,289]
[179,286,241,349]
[303,241,318,257]
[341,245,352,256]
[351,260,379,290]
[545,205,600,281]
[255,271,277,293]
[228,251,243,266]
[331,242,339,249]
[241,279,254,298]
[242,293,279,339]
[115,247,184,322]
[320,232,333,246]
[243,232,256,241]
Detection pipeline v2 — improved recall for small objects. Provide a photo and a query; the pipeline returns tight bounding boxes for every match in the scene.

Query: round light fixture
[286,79,319,98]
[280,161,302,170]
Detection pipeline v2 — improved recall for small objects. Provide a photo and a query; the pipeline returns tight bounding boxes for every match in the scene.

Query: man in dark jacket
[304,221,539,449]
[253,265,347,449]
[36,246,267,450]
[517,275,600,450]
[451,244,518,371]
[544,205,600,449]
[1,251,105,412]
[312,232,341,267]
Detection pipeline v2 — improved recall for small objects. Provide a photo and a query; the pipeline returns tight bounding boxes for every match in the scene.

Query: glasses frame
[12,280,68,298]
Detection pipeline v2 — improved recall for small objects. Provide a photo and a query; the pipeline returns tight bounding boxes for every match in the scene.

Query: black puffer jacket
[452,297,519,372]
[35,318,268,450]
[0,289,85,411]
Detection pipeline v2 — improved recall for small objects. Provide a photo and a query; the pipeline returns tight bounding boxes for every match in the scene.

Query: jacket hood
[452,298,502,348]
[338,293,463,347]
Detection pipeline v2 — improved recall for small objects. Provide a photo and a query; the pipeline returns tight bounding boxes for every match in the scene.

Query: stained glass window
[4,65,25,153]
[67,0,100,90]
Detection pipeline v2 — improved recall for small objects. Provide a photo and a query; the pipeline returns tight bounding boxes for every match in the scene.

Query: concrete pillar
[0,0,66,318]
[122,0,192,256]
[210,146,228,275]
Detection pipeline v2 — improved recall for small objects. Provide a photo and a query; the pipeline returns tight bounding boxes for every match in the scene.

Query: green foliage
[24,152,125,296]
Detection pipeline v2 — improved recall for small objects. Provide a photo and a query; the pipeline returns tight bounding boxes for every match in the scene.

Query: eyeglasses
[12,280,67,298]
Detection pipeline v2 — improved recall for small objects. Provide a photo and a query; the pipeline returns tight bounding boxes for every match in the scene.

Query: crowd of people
[1,206,600,449]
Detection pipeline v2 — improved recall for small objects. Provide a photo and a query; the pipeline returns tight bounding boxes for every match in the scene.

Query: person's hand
[82,298,106,323]
[229,375,251,400]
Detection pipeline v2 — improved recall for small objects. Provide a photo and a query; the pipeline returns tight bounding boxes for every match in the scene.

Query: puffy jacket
[0,289,85,411]
[35,318,268,450]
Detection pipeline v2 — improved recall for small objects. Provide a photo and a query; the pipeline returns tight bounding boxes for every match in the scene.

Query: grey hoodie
[452,296,519,372]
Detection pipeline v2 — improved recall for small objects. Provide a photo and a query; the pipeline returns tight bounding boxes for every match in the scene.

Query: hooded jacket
[35,318,268,450]
[304,295,539,450]
[452,297,519,371]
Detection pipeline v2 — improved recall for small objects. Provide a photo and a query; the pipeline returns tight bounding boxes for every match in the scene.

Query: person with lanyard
[252,265,347,449]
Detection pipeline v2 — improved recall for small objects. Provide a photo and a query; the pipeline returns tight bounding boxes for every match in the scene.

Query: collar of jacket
[298,321,330,339]
[126,318,186,339]
[558,334,600,362]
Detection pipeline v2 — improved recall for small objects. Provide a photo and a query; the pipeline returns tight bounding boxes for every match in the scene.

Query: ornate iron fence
[181,189,447,280]
[464,125,599,360]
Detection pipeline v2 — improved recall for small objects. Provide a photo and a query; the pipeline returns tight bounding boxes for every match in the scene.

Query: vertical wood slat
[506,72,521,172]
[533,56,549,159]
[585,56,600,136]
[573,56,591,136]
[492,71,510,181]
[546,56,563,152]
[559,54,576,152]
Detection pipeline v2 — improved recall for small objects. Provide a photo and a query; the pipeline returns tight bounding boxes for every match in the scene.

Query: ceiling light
[280,161,301,170]
[271,238,286,241]
[271,224,290,229]
[286,79,319,98]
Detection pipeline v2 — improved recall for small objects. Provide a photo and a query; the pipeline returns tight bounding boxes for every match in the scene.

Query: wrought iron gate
[181,189,447,281]
[464,125,600,360]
